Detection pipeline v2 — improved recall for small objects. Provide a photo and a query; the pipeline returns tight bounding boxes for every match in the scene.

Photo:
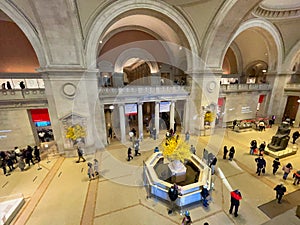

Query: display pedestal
[168,160,187,183]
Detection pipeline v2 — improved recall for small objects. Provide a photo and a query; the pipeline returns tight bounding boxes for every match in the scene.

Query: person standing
[292,170,300,185]
[259,141,266,155]
[1,83,6,89]
[209,156,217,175]
[168,183,180,214]
[181,210,192,225]
[19,81,25,89]
[274,183,286,203]
[134,140,141,156]
[228,146,235,161]
[34,146,41,162]
[127,147,133,161]
[190,145,196,154]
[250,140,257,155]
[229,189,242,217]
[154,146,159,153]
[108,126,113,139]
[201,185,210,207]
[185,131,190,142]
[223,146,228,159]
[255,155,266,176]
[282,163,293,180]
[76,146,86,163]
[292,131,300,144]
[6,81,12,89]
[272,158,281,175]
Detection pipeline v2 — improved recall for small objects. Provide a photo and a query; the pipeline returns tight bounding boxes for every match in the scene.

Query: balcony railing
[98,85,191,103]
[0,89,46,101]
[284,83,300,91]
[220,83,271,93]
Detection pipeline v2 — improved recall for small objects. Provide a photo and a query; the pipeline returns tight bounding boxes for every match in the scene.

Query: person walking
[134,140,141,156]
[190,145,196,154]
[127,147,133,161]
[292,170,300,185]
[93,159,99,176]
[258,141,266,155]
[274,183,286,203]
[228,146,235,161]
[272,158,280,175]
[292,131,300,144]
[6,81,12,89]
[181,210,192,225]
[223,146,228,159]
[282,163,293,180]
[76,146,86,163]
[87,162,95,181]
[229,189,242,217]
[108,126,113,139]
[255,154,266,176]
[185,131,190,142]
[34,146,41,162]
[250,140,257,155]
[168,183,180,214]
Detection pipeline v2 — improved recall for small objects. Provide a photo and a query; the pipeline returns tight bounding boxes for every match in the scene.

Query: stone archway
[85,0,199,71]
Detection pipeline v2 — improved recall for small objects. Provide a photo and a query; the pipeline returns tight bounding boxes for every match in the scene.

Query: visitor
[185,131,190,142]
[94,159,99,176]
[292,170,300,185]
[228,146,235,161]
[18,157,25,171]
[181,210,192,225]
[282,163,293,180]
[201,185,210,207]
[1,83,6,89]
[255,154,266,176]
[190,145,196,154]
[87,162,95,181]
[250,140,257,155]
[134,140,141,156]
[292,131,300,144]
[229,189,242,217]
[108,126,113,139]
[19,81,25,89]
[274,183,286,204]
[127,147,133,161]
[6,81,12,89]
[258,121,265,131]
[168,183,180,214]
[223,146,228,159]
[209,156,217,175]
[154,146,159,153]
[34,146,41,162]
[76,146,86,163]
[272,158,280,175]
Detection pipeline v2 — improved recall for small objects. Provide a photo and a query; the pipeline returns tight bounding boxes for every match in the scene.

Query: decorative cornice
[253,5,300,20]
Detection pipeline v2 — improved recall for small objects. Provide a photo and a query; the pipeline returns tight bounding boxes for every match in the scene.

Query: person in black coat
[250,140,257,155]
[292,131,300,144]
[34,146,41,162]
[127,147,133,161]
[274,183,286,203]
[168,184,180,214]
[228,146,235,161]
[223,146,228,159]
[19,81,25,89]
[259,141,266,155]
[6,81,12,89]
[255,155,266,176]
[201,185,210,207]
[76,146,86,163]
[229,189,242,217]
[272,158,280,175]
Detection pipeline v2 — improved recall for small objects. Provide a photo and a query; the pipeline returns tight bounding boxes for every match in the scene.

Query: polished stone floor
[1,125,300,225]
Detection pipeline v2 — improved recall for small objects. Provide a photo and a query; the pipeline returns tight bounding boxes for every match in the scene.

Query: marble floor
[1,125,300,225]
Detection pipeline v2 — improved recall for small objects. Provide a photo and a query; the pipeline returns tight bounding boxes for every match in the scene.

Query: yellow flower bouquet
[66,124,86,141]
[162,136,191,162]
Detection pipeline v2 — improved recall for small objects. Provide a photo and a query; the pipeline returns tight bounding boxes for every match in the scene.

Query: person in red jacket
[229,189,242,217]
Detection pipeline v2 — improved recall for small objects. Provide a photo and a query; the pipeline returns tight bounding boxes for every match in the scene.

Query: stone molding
[253,6,300,20]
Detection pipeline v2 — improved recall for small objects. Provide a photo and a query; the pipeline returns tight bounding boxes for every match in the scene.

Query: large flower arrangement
[204,111,215,123]
[162,136,191,162]
[66,124,86,141]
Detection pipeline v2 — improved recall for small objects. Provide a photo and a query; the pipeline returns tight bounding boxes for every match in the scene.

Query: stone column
[170,101,176,131]
[138,102,143,139]
[188,71,222,135]
[294,102,300,128]
[119,103,126,143]
[267,72,289,123]
[183,99,190,133]
[155,101,160,137]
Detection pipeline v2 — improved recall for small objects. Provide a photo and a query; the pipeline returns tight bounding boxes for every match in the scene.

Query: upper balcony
[284,83,300,93]
[0,89,47,109]
[98,85,191,104]
[220,83,272,93]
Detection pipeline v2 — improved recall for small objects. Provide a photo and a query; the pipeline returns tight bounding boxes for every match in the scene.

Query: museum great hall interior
[0,0,300,224]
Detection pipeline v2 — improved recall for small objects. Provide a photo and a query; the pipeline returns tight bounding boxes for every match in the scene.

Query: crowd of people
[0,145,41,176]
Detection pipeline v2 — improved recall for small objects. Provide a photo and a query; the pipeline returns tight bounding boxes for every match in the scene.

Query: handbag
[262,168,265,174]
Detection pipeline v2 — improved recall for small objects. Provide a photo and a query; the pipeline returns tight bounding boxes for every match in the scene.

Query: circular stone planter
[143,152,212,207]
